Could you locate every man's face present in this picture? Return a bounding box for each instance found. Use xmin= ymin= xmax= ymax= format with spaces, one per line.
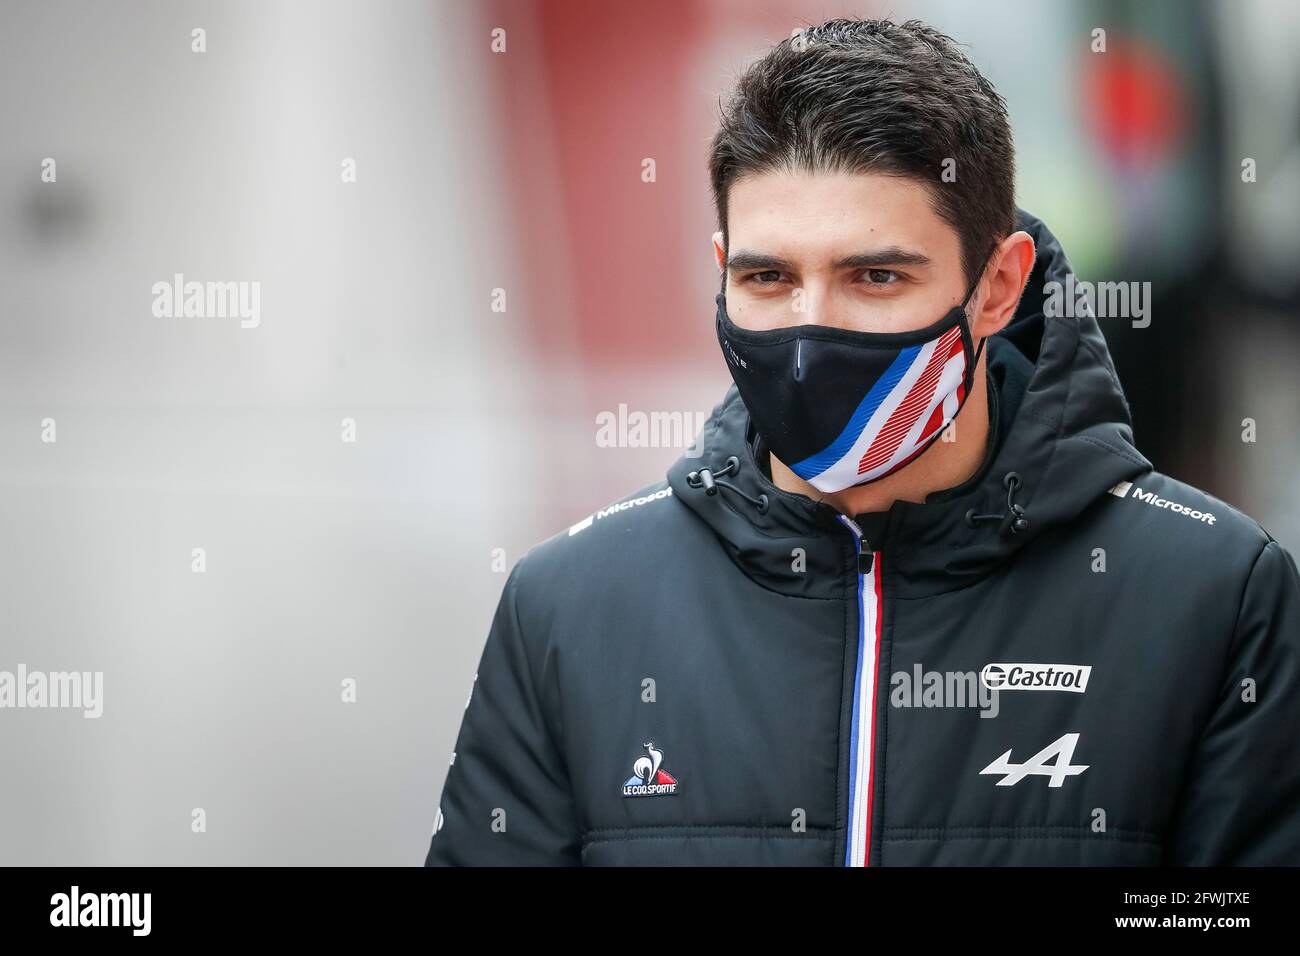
xmin=715 ymin=168 xmax=969 ymax=334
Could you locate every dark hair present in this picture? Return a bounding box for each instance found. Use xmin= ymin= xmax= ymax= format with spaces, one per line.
xmin=708 ymin=17 xmax=1016 ymax=289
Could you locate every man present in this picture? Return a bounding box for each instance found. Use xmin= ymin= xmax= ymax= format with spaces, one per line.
xmin=425 ymin=17 xmax=1300 ymax=866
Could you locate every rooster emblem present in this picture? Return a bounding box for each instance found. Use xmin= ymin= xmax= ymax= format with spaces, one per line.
xmin=633 ymin=741 xmax=663 ymax=785
xmin=622 ymin=740 xmax=680 ymax=796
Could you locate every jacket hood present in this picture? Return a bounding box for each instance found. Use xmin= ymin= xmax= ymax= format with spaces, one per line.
xmin=667 ymin=208 xmax=1153 ymax=599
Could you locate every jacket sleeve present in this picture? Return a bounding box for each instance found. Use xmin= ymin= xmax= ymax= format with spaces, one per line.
xmin=1162 ymin=537 xmax=1300 ymax=865
xmin=423 ymin=558 xmax=582 ymax=865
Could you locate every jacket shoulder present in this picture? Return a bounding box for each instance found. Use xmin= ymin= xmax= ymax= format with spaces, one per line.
xmin=507 ymin=477 xmax=693 ymax=614
xmin=1105 ymin=469 xmax=1275 ymax=560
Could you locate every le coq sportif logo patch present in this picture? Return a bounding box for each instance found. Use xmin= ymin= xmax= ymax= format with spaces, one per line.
xmin=622 ymin=741 xmax=679 ymax=797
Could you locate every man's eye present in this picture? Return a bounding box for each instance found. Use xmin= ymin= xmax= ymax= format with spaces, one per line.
xmin=863 ymin=269 xmax=899 ymax=285
xmin=745 ymin=270 xmax=783 ymax=284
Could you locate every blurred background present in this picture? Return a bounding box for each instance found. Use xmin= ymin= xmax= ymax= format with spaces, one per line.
xmin=0 ymin=0 xmax=1296 ymax=864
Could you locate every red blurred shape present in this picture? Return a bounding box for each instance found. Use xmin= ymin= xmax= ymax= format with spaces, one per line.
xmin=1081 ymin=37 xmax=1189 ymax=168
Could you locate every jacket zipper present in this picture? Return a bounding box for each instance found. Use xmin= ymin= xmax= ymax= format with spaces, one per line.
xmin=836 ymin=513 xmax=883 ymax=867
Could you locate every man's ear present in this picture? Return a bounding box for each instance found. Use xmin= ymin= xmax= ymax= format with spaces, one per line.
xmin=972 ymin=230 xmax=1036 ymax=338
xmin=712 ymin=230 xmax=726 ymax=272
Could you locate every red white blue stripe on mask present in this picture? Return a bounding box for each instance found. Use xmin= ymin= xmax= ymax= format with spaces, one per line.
xmin=790 ymin=325 xmax=966 ymax=491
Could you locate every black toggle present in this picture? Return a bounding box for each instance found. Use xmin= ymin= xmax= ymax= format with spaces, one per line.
xmin=686 ymin=456 xmax=770 ymax=514
xmin=964 ymin=471 xmax=1031 ymax=536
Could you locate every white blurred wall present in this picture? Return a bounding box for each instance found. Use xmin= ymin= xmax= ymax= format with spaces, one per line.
xmin=0 ymin=0 xmax=547 ymax=864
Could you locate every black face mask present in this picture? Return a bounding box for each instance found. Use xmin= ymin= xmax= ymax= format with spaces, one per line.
xmin=715 ymin=274 xmax=985 ymax=493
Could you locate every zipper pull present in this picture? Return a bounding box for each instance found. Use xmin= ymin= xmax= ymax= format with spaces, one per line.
xmin=836 ymin=513 xmax=874 ymax=572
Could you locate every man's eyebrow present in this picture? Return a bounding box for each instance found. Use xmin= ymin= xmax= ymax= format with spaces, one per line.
xmin=725 ymin=247 xmax=933 ymax=272
xmin=831 ymin=248 xmax=933 ymax=270
xmin=725 ymin=251 xmax=795 ymax=272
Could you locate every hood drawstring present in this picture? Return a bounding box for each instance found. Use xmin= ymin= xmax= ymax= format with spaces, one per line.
xmin=686 ymin=456 xmax=770 ymax=514
xmin=965 ymin=471 xmax=1031 ymax=536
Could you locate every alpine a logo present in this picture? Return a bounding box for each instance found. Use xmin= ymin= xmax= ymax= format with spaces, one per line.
xmin=621 ymin=741 xmax=679 ymax=797
xmin=980 ymin=663 xmax=1091 ymax=693
xmin=980 ymin=732 xmax=1089 ymax=787
xmin=1108 ymin=480 xmax=1216 ymax=525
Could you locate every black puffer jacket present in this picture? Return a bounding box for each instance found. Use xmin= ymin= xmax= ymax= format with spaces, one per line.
xmin=425 ymin=210 xmax=1300 ymax=866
